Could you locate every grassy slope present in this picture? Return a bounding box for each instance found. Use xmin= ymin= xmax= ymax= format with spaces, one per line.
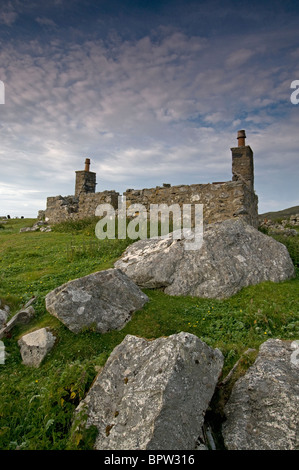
xmin=259 ymin=205 xmax=299 ymax=221
xmin=0 ymin=218 xmax=298 ymax=450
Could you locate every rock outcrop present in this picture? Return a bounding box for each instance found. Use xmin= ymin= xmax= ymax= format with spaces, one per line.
xmin=222 ymin=339 xmax=299 ymax=450
xmin=75 ymin=332 xmax=223 ymax=450
xmin=19 ymin=220 xmax=51 ymax=232
xmin=114 ymin=219 xmax=295 ymax=299
xmin=45 ymin=268 xmax=148 ymax=334
xmin=259 ymin=213 xmax=299 ymax=235
xmin=18 ymin=327 xmax=56 ymax=367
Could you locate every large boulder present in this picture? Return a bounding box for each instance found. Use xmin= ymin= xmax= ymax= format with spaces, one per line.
xmin=45 ymin=268 xmax=148 ymax=334
xmin=114 ymin=219 xmax=295 ymax=299
xmin=222 ymin=339 xmax=299 ymax=450
xmin=75 ymin=332 xmax=224 ymax=450
xmin=18 ymin=327 xmax=56 ymax=367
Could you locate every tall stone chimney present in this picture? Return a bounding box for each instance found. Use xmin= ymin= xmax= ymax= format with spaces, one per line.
xmin=75 ymin=158 xmax=96 ymax=197
xmin=231 ymin=130 xmax=254 ymax=189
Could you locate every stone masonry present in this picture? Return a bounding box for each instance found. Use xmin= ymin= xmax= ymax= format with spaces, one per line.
xmin=45 ymin=192 xmax=119 ymax=224
xmin=44 ymin=131 xmax=258 ymax=227
xmin=75 ymin=158 xmax=97 ymax=196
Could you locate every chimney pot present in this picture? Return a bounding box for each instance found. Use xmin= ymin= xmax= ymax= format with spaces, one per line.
xmin=237 ymin=130 xmax=246 ymax=147
xmin=84 ymin=158 xmax=90 ymax=172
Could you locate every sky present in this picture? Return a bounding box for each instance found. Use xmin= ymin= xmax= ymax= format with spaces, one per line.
xmin=0 ymin=0 xmax=298 ymax=218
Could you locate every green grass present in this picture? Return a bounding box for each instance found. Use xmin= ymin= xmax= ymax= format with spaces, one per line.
xmin=0 ymin=218 xmax=298 ymax=450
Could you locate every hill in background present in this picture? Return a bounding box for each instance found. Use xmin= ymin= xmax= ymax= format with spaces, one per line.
xmin=259 ymin=206 xmax=299 ymax=222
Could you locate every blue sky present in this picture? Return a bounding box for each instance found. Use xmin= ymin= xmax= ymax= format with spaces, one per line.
xmin=0 ymin=0 xmax=298 ymax=217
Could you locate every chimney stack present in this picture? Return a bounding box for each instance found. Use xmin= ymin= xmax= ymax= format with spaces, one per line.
xmin=75 ymin=158 xmax=96 ymax=196
xmin=231 ymin=130 xmax=254 ymax=189
xmin=84 ymin=158 xmax=91 ymax=172
xmin=237 ymin=130 xmax=246 ymax=147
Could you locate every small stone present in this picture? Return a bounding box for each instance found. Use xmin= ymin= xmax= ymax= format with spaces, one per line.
xmin=18 ymin=327 xmax=56 ymax=367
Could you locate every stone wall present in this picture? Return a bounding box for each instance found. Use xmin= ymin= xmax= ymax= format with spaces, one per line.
xmin=232 ymin=145 xmax=254 ymax=190
xmin=124 ymin=180 xmax=258 ymax=228
xmin=45 ymin=180 xmax=258 ymax=228
xmin=45 ymin=191 xmax=119 ymax=224
xmin=75 ymin=170 xmax=96 ymax=197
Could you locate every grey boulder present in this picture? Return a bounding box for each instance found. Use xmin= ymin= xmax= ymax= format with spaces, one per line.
xmin=114 ymin=218 xmax=295 ymax=299
xmin=75 ymin=332 xmax=224 ymax=450
xmin=45 ymin=268 xmax=148 ymax=333
xmin=222 ymin=339 xmax=299 ymax=450
xmin=18 ymin=327 xmax=56 ymax=367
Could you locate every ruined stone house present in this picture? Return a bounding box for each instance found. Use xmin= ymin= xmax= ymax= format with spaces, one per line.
xmin=44 ymin=130 xmax=258 ymax=227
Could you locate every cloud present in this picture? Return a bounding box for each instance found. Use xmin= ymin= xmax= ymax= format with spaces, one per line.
xmin=226 ymin=48 xmax=255 ymax=68
xmin=0 ymin=18 xmax=298 ymax=216
xmin=35 ymin=16 xmax=57 ymax=29
xmin=0 ymin=1 xmax=18 ymax=26
xmin=0 ymin=183 xmax=41 ymax=197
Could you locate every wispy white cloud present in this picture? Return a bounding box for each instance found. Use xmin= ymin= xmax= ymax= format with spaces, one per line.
xmin=0 ymin=183 xmax=41 ymax=196
xmin=35 ymin=16 xmax=57 ymax=29
xmin=226 ymin=48 xmax=255 ymax=68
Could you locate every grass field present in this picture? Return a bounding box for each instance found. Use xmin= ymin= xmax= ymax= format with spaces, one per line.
xmin=0 ymin=217 xmax=298 ymax=450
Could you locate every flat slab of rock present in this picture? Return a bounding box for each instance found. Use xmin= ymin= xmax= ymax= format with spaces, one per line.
xmin=222 ymin=339 xmax=299 ymax=450
xmin=114 ymin=219 xmax=295 ymax=299
xmin=18 ymin=327 xmax=56 ymax=367
xmin=45 ymin=268 xmax=148 ymax=334
xmin=75 ymin=332 xmax=224 ymax=450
